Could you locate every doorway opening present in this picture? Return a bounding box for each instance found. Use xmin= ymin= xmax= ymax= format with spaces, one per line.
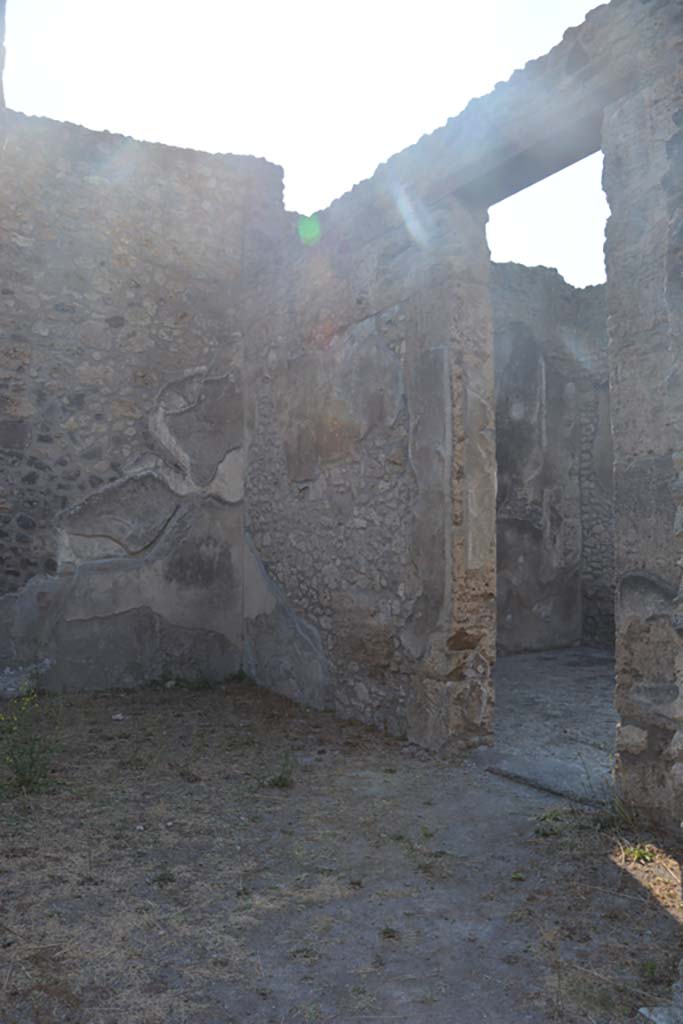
xmin=478 ymin=154 xmax=617 ymax=802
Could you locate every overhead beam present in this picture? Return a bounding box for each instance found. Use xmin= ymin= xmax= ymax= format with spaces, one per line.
xmin=378 ymin=2 xmax=643 ymax=211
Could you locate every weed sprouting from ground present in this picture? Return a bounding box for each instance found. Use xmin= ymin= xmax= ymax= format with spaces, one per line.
xmin=593 ymin=795 xmax=641 ymax=833
xmin=0 ymin=687 xmax=53 ymax=794
xmin=623 ymin=843 xmax=656 ymax=865
xmin=529 ymin=799 xmax=683 ymax=1019
xmin=265 ymin=751 xmax=296 ymax=789
xmin=152 ymin=865 xmax=177 ymax=887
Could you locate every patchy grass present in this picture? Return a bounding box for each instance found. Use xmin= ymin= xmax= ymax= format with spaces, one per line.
xmin=0 ymin=689 xmax=54 ymax=794
xmin=1 ymin=679 xmax=681 ymax=1024
xmin=526 ymin=801 xmax=682 ymax=1020
xmin=622 ymin=843 xmax=656 ymax=865
xmin=264 ymin=751 xmax=296 ymax=789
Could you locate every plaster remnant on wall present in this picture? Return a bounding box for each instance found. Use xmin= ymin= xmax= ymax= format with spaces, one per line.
xmin=165 ymin=373 xmax=243 ymax=487
xmin=208 ymin=448 xmax=245 ymax=504
xmin=243 ymin=536 xmax=333 ymax=711
xmin=273 ymin=315 xmax=403 ymax=484
xmin=57 ymin=472 xmax=179 ymax=564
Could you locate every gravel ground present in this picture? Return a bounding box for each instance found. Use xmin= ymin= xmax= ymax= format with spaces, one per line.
xmin=1 ymin=675 xmax=681 ymax=1023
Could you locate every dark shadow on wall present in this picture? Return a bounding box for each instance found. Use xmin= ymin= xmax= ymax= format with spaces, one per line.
xmin=491 ymin=262 xmax=614 ymax=656
xmin=484 ymin=265 xmax=618 ymax=827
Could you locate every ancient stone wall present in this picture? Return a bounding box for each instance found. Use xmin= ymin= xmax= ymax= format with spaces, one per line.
xmin=574 ymin=285 xmax=615 ymax=647
xmin=0 ymin=0 xmax=681 ymax=829
xmin=491 ymin=263 xmax=613 ymax=653
xmin=0 ymin=112 xmax=281 ymax=690
xmin=603 ymin=3 xmax=683 ymax=826
xmin=242 ymin=187 xmax=497 ymax=750
xmin=0 ymin=109 xmax=499 ymax=750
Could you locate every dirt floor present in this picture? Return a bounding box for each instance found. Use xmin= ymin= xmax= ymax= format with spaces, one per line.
xmin=1 ymin=674 xmax=681 ymax=1024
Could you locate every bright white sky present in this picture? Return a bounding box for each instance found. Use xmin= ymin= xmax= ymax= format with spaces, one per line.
xmin=5 ymin=0 xmax=609 ymax=287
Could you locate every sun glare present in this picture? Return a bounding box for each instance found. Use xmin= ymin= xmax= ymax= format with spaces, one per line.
xmin=5 ymin=0 xmax=605 ymax=285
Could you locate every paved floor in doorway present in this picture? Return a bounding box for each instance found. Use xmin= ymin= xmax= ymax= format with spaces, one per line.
xmin=474 ymin=646 xmax=617 ymax=804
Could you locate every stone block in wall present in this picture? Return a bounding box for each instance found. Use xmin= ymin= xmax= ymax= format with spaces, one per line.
xmin=0 ymin=418 xmax=30 ymax=449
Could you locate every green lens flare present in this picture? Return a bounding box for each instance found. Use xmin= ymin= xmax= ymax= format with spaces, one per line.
xmin=297 ymin=214 xmax=321 ymax=246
